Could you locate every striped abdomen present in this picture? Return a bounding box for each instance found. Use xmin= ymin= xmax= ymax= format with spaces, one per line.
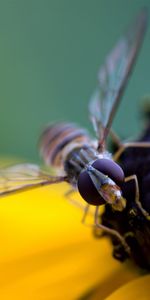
xmin=39 ymin=123 xmax=91 ymax=168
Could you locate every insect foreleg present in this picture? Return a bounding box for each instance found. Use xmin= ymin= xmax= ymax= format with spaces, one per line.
xmin=65 ymin=190 xmax=96 ymax=226
xmin=65 ymin=188 xmax=86 ymax=210
xmin=94 ymin=206 xmax=131 ymax=255
xmin=125 ymin=174 xmax=150 ymax=220
xmin=113 ymin=142 xmax=150 ymax=161
xmin=81 ymin=204 xmax=91 ymax=225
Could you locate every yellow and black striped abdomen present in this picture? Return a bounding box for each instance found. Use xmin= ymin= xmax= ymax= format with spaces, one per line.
xmin=39 ymin=123 xmax=91 ymax=168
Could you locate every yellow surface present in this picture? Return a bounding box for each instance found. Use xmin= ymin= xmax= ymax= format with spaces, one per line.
xmin=105 ymin=275 xmax=150 ymax=300
xmin=0 ymin=181 xmax=148 ymax=299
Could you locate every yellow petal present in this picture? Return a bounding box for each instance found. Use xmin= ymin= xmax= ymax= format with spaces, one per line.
xmin=0 ymin=182 xmax=142 ymax=299
xmin=105 ymin=275 xmax=150 ymax=300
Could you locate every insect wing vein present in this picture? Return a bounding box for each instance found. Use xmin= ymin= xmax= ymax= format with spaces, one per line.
xmin=89 ymin=9 xmax=148 ymax=149
xmin=0 ymin=163 xmax=65 ymax=197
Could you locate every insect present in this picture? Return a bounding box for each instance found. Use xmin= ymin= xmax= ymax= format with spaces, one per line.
xmin=0 ymin=9 xmax=149 ymax=256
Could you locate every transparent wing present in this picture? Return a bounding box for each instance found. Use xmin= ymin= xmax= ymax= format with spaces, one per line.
xmin=89 ymin=9 xmax=148 ymax=150
xmin=0 ymin=163 xmax=66 ymax=197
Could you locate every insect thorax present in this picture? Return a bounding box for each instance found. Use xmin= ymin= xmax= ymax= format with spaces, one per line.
xmin=64 ymin=145 xmax=99 ymax=184
xmin=39 ymin=123 xmax=97 ymax=177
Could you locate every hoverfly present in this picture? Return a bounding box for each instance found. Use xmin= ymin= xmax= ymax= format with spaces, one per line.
xmin=0 ymin=9 xmax=149 ymax=256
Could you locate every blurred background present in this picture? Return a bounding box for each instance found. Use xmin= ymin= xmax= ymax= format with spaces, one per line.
xmin=0 ymin=0 xmax=150 ymax=162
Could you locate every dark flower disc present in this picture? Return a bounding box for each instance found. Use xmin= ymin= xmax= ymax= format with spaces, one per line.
xmin=99 ymin=113 xmax=150 ymax=270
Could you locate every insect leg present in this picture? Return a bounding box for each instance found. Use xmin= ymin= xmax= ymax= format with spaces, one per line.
xmin=94 ymin=206 xmax=131 ymax=255
xmin=81 ymin=204 xmax=91 ymax=224
xmin=109 ymin=129 xmax=122 ymax=148
xmin=113 ymin=142 xmax=150 ymax=161
xmin=65 ymin=190 xmax=95 ymax=226
xmin=65 ymin=189 xmax=85 ymax=210
xmin=125 ymin=174 xmax=150 ymax=220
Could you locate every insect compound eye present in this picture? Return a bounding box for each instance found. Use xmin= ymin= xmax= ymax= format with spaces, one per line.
xmin=77 ymin=170 xmax=105 ymax=206
xmin=92 ymin=159 xmax=124 ymax=185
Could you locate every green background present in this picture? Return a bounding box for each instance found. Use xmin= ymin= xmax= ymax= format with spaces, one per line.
xmin=0 ymin=0 xmax=150 ymax=162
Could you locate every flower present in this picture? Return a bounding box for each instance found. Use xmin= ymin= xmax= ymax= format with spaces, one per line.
xmin=0 ymin=181 xmax=149 ymax=299
xmin=101 ymin=122 xmax=150 ymax=269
